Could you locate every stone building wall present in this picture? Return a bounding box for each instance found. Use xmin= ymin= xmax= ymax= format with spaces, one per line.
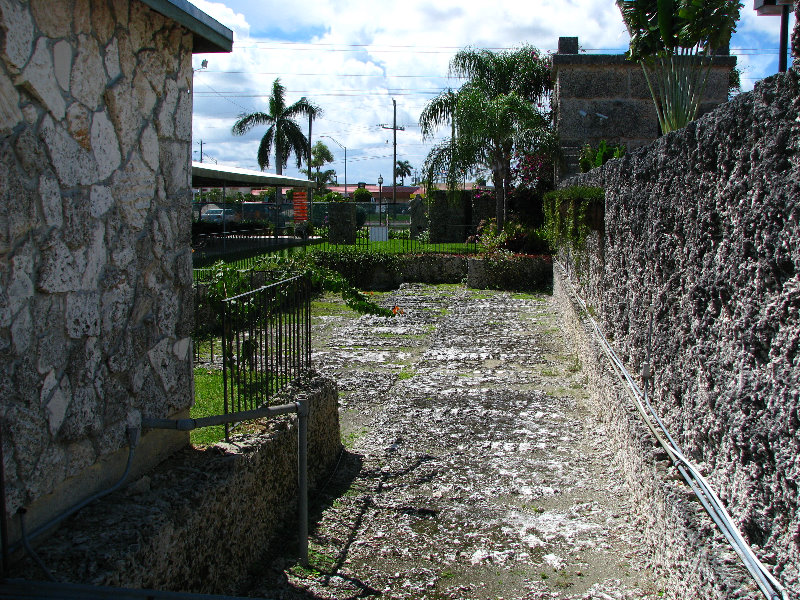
xmin=0 ymin=0 xmax=196 ymax=539
xmin=552 ymin=36 xmax=736 ymax=176
xmin=561 ymin=70 xmax=800 ymax=592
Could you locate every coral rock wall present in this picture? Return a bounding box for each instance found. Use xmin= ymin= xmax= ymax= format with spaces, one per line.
xmin=564 ymin=71 xmax=800 ymax=592
xmin=0 ymin=0 xmax=194 ymax=521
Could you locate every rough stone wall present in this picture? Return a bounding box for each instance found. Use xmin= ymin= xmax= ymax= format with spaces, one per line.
xmin=0 ymin=0 xmax=194 ymax=526
xmin=795 ymin=0 xmax=800 ymax=70
xmin=563 ymin=71 xmax=800 ymax=592
xmin=328 ymin=203 xmax=356 ymax=245
xmin=12 ymin=374 xmax=341 ymax=593
xmin=428 ymin=190 xmax=471 ymax=243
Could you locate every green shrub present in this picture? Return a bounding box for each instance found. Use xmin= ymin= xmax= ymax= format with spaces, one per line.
xmin=541 ymin=186 xmax=604 ymax=258
xmin=352 ymin=187 xmax=374 ymax=203
xmin=308 ymin=247 xmax=400 ymax=290
xmin=578 ymin=141 xmax=625 ymax=173
xmin=322 ymin=191 xmax=345 ymax=203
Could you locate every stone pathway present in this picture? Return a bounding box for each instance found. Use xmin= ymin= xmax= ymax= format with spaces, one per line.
xmin=243 ymin=283 xmax=661 ymax=600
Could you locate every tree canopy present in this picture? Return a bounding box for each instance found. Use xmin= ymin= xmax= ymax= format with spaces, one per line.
xmin=395 ymin=160 xmax=413 ymax=185
xmin=419 ymin=45 xmax=555 ymax=231
xmin=231 ymin=78 xmax=322 ymax=174
xmin=617 ymin=0 xmax=742 ymax=59
xmin=302 ymin=141 xmax=336 ymax=191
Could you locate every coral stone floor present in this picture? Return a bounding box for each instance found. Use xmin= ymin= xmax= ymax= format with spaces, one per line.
xmin=242 ymin=283 xmax=661 ymax=600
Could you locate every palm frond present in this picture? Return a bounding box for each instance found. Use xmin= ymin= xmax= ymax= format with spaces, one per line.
xmin=256 ymin=127 xmax=274 ymax=170
xmin=231 ymin=112 xmax=273 ymax=136
xmin=419 ymin=89 xmax=457 ymax=139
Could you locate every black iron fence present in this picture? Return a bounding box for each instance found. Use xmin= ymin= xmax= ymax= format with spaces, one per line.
xmin=191 ymin=200 xmax=479 ymax=270
xmin=191 ymin=224 xmax=478 ymax=271
xmin=192 ymin=228 xmax=312 ymax=269
xmin=220 ymin=275 xmax=311 ymax=439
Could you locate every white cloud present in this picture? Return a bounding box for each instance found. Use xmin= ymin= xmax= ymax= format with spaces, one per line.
xmin=190 ymin=0 xmax=791 ymax=183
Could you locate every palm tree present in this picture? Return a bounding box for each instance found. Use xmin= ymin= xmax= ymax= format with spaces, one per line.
xmin=419 ymin=45 xmax=553 ymax=231
xmin=301 ymin=141 xmax=335 ymax=191
xmin=419 ymin=88 xmax=460 ymax=191
xmin=395 ymin=160 xmax=413 ymax=185
xmin=231 ymin=78 xmax=322 ymax=174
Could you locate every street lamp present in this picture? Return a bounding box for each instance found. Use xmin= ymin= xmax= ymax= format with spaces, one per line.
xmin=321 ymin=135 xmax=347 ymax=196
xmin=754 ymin=0 xmax=794 ymax=72
xmin=377 ymin=174 xmax=383 ymax=225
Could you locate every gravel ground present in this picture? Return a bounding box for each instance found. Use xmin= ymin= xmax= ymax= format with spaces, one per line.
xmin=241 ymin=283 xmax=662 ymax=600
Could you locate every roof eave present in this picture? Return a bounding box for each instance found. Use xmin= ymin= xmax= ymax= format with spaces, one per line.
xmin=138 ymin=0 xmax=233 ymax=53
xmin=192 ymin=162 xmax=312 ymax=188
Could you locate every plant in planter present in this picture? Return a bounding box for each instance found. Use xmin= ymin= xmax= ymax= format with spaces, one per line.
xmin=578 ymin=141 xmax=626 ymax=173
xmin=617 ymin=0 xmax=741 ymax=133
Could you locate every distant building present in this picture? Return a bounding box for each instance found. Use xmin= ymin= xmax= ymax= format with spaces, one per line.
xmin=552 ymin=36 xmax=736 ymax=176
xmin=324 ymin=184 xmax=422 ymax=202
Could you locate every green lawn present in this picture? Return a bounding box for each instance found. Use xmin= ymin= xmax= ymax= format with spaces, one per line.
xmin=191 ymin=366 xmax=293 ymax=446
xmin=191 ymin=367 xmax=226 ymax=446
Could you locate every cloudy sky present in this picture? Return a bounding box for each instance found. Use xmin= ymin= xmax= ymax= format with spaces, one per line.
xmin=190 ymin=0 xmax=791 ymax=185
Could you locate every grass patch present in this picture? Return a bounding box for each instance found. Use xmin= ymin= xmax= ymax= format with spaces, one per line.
xmin=566 ymin=354 xmax=582 ymax=373
xmin=191 ymin=367 xmax=226 ymax=446
xmin=511 ymin=292 xmax=544 ymax=300
xmin=311 ymin=299 xmax=358 ymax=317
xmin=397 ymin=368 xmax=416 ymax=380
xmin=342 ymin=427 xmax=368 ymax=449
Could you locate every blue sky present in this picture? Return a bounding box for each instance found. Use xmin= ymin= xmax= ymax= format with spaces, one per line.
xmin=190 ymin=0 xmax=793 ymax=185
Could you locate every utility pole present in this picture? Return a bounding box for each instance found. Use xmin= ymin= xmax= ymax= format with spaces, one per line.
xmin=199 ymin=139 xmax=203 ymax=163
xmin=381 ymin=99 xmax=404 ymax=218
xmin=307 ymin=114 xmax=313 ymax=220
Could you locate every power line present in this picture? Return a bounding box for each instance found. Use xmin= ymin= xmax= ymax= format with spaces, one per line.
xmin=198 ymin=70 xmax=466 ymax=79
xmin=194 ymin=91 xmax=442 ymax=98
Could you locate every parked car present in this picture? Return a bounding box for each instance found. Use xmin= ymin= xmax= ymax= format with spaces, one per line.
xmin=201 ymin=208 xmax=239 ymax=224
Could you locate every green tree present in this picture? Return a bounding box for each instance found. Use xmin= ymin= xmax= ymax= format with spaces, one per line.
xmin=419 ymin=88 xmax=460 ymax=191
xmin=231 ymin=78 xmax=322 ymax=174
xmin=617 ymin=0 xmax=742 ymax=132
xmin=395 ymin=160 xmax=413 ymax=185
xmin=419 ymin=45 xmax=554 ymax=231
xmin=301 ymin=141 xmax=337 ymax=191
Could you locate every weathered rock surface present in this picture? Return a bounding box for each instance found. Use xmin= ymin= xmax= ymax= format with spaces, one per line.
xmin=1 ymin=0 xmax=195 ymax=538
xmin=245 ymin=285 xmax=661 ymax=600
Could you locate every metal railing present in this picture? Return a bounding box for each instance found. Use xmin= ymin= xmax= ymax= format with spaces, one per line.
xmin=220 ymin=275 xmax=311 ymax=440
xmin=192 ymin=227 xmax=310 ymax=269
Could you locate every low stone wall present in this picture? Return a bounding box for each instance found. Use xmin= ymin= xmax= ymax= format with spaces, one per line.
xmin=466 ymin=255 xmax=553 ymax=291
xmin=562 ymin=70 xmax=800 ymax=593
xmin=399 ymin=255 xmax=467 ymax=285
xmin=13 ymin=373 xmax=341 ymax=594
xmin=393 ymin=255 xmax=552 ymax=291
